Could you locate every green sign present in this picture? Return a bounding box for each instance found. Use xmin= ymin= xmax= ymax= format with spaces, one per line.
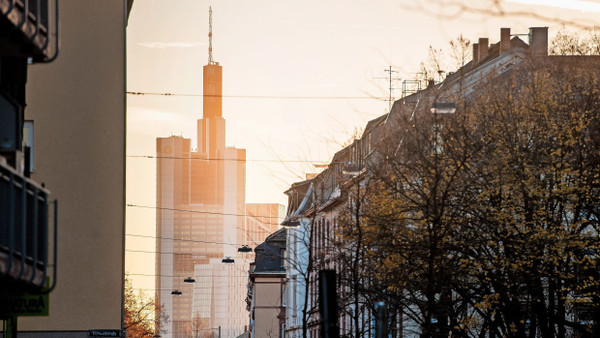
xmin=0 ymin=289 xmax=49 ymax=317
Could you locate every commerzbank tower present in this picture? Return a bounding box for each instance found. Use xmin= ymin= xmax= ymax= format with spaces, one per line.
xmin=155 ymin=7 xmax=282 ymax=337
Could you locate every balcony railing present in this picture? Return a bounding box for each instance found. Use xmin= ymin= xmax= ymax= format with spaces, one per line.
xmin=0 ymin=0 xmax=58 ymax=61
xmin=0 ymin=158 xmax=56 ymax=289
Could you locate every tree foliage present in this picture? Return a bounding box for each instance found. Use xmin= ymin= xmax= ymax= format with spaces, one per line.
xmin=417 ymin=34 xmax=472 ymax=86
xmin=334 ymin=57 xmax=600 ymax=337
xmin=452 ymin=61 xmax=600 ymax=337
xmin=124 ymin=275 xmax=168 ymax=337
xmin=190 ymin=313 xmax=217 ymax=338
xmin=550 ymin=26 xmax=600 ymax=55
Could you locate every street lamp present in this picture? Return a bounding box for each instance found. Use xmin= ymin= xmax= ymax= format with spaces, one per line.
xmin=430 ymin=102 xmax=456 ymax=114
xmin=431 ymin=102 xmax=456 ymax=154
xmin=184 ymin=276 xmax=195 ymax=283
xmin=171 ymin=289 xmax=182 ymax=295
xmin=222 ymin=256 xmax=234 ymax=263
xmin=280 ymin=219 xmax=300 ymax=227
xmin=237 ymin=245 xmax=252 ymax=253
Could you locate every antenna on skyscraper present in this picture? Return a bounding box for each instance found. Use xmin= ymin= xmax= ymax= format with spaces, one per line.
xmin=208 ymin=6 xmax=215 ymax=65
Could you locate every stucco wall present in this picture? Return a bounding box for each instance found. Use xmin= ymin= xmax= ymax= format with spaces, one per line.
xmin=19 ymin=0 xmax=126 ymax=332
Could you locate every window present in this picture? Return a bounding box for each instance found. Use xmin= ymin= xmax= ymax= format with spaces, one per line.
xmin=432 ymin=123 xmax=444 ymax=154
xmin=23 ymin=120 xmax=34 ymax=172
xmin=292 ymin=277 xmax=297 ymax=317
xmin=281 ymin=282 xmax=287 ymax=306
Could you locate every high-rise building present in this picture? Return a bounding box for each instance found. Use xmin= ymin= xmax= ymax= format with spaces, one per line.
xmin=246 ymin=204 xmax=286 ymax=247
xmin=155 ymin=8 xmax=283 ymax=338
xmin=156 ymin=59 xmax=247 ymax=338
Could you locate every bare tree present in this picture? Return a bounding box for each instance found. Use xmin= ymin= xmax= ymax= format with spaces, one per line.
xmin=124 ymin=275 xmax=169 ymax=337
xmin=189 ymin=313 xmax=217 ymax=338
xmin=417 ymin=46 xmax=446 ymax=84
xmin=550 ymin=26 xmax=590 ymax=55
xmin=449 ymin=34 xmax=472 ymax=69
xmin=398 ymin=0 xmax=599 ymax=29
xmin=353 ymin=56 xmax=600 ymax=337
xmin=586 ymin=26 xmax=600 ymax=54
xmin=550 ymin=26 xmax=600 ymax=55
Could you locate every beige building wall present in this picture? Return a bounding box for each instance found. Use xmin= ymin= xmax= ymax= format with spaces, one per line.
xmin=252 ymin=276 xmax=285 ymax=338
xmin=19 ymin=0 xmax=126 ymax=333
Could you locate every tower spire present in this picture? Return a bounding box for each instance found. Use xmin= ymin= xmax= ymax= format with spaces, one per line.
xmin=208 ymin=6 xmax=215 ymax=65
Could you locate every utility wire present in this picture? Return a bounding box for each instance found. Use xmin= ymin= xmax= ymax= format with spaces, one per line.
xmin=125 ymin=247 xmax=283 ymax=257
xmin=133 ymin=287 xmax=222 ymax=292
xmin=128 ymin=270 xmax=251 ymax=280
xmin=127 ymin=203 xmax=285 ymax=220
xmin=128 ymin=154 xmax=332 ymax=165
xmin=125 ymin=248 xmax=254 ymax=259
xmin=127 ymin=91 xmax=386 ymax=101
xmin=126 ymin=226 xmax=277 ymax=249
xmin=126 ymin=218 xmax=275 ymax=246
xmin=126 ymin=233 xmax=241 ymax=247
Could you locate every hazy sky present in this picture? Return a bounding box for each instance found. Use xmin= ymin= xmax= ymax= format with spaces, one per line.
xmin=125 ymin=0 xmax=600 ymax=291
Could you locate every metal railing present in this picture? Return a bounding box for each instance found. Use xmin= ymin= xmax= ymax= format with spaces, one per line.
xmin=0 ymin=0 xmax=59 ymax=61
xmin=0 ymin=159 xmax=56 ymax=290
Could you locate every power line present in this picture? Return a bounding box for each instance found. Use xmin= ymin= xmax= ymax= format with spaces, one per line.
xmin=127 ymin=203 xmax=285 ymax=220
xmin=126 ymin=233 xmax=259 ymax=247
xmin=128 ymin=271 xmax=251 ymax=280
xmin=126 ymin=230 xmax=292 ymax=256
xmin=126 ymin=248 xmax=288 ymax=260
xmin=127 ymin=91 xmax=386 ymax=100
xmin=127 ymin=154 xmax=332 ymax=165
xmin=126 ymin=215 xmax=277 ymax=246
xmin=126 ymin=227 xmax=273 ymax=247
xmin=126 ymin=248 xmax=257 ymax=258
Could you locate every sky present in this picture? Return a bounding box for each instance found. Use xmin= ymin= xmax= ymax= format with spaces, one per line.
xmin=125 ymin=0 xmax=600 ymax=292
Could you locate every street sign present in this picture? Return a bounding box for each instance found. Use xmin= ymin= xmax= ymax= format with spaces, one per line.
xmin=88 ymin=329 xmax=121 ymax=337
xmin=0 ymin=290 xmax=49 ymax=317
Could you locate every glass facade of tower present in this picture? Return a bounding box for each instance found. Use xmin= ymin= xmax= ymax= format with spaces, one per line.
xmin=156 ymin=61 xmax=282 ymax=337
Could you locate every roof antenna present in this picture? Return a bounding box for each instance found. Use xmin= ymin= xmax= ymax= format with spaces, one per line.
xmin=208 ymin=6 xmax=215 ymax=65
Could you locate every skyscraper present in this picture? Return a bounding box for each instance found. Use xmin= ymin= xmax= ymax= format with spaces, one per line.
xmin=155 ymin=8 xmax=284 ymax=338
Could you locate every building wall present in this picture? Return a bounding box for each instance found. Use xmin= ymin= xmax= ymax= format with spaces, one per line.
xmin=157 ymin=139 xmax=247 ymax=337
xmin=156 ymin=136 xmax=192 ymax=336
xmin=285 ymin=218 xmax=312 ymax=338
xmin=252 ymin=276 xmax=284 ymax=338
xmin=19 ymin=0 xmax=126 ymax=333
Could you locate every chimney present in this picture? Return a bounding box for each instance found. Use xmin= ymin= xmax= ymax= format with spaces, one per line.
xmin=529 ymin=27 xmax=548 ymax=56
xmin=500 ymin=28 xmax=511 ymax=54
xmin=472 ymin=43 xmax=479 ymax=63
xmin=478 ymin=38 xmax=489 ymax=60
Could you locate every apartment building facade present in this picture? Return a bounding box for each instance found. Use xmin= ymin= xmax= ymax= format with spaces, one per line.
xmin=247 ymin=228 xmax=287 ymax=338
xmin=1 ymin=0 xmax=129 ymax=337
xmin=281 ymin=26 xmax=600 ymax=337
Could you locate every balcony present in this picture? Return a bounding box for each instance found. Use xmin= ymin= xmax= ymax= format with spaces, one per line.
xmin=0 ymin=157 xmax=55 ymax=289
xmin=0 ymin=0 xmax=58 ymax=61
